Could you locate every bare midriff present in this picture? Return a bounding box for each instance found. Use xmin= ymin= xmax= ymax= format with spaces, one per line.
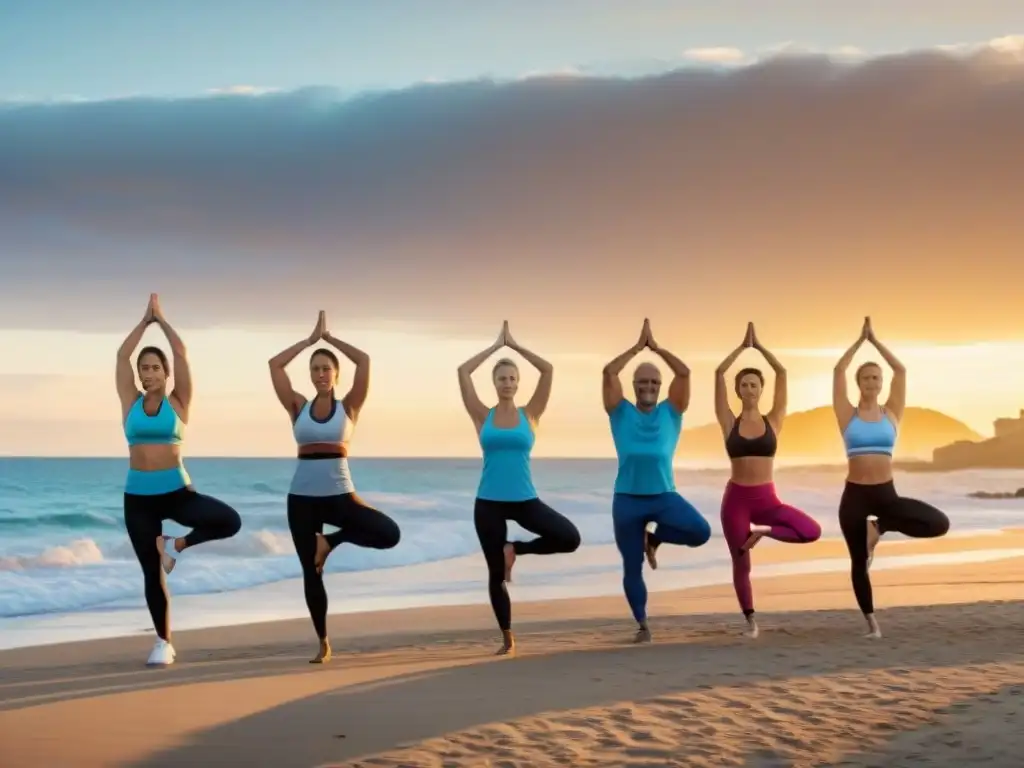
xmin=846 ymin=454 xmax=894 ymax=485
xmin=129 ymin=444 xmax=182 ymax=472
xmin=729 ymin=456 xmax=775 ymax=487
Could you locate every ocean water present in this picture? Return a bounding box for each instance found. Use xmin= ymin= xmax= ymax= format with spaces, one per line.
xmin=1 ymin=458 xmax=1022 ymax=648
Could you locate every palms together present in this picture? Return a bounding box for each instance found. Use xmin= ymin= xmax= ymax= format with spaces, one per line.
xmin=309 ymin=311 xmax=328 ymax=344
xmin=143 ymin=293 xmax=163 ymax=324
xmin=635 ymin=318 xmax=659 ymax=351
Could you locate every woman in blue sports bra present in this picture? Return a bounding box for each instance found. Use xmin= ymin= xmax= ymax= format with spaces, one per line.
xmin=832 ymin=316 xmax=949 ymax=639
xmin=116 ymin=294 xmax=242 ymax=667
xmin=457 ymin=321 xmax=581 ymax=656
xmin=269 ymin=311 xmax=401 ymax=664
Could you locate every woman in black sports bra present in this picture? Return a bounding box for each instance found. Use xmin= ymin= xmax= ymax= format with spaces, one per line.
xmin=714 ymin=323 xmax=821 ymax=638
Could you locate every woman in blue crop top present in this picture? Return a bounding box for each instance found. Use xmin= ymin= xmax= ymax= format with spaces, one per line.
xmin=833 ymin=316 xmax=949 ymax=638
xmin=269 ymin=311 xmax=401 ymax=664
xmin=457 ymin=321 xmax=581 ymax=656
xmin=116 ymin=294 xmax=242 ymax=667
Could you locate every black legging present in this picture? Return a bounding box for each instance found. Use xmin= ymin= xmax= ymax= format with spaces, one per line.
xmin=838 ymin=480 xmax=950 ymax=615
xmin=124 ymin=487 xmax=243 ymax=640
xmin=287 ymin=492 xmax=401 ymax=640
xmin=473 ymin=497 xmax=581 ymax=631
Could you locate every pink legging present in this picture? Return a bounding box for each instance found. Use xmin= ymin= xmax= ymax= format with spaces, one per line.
xmin=720 ymin=481 xmax=822 ymax=616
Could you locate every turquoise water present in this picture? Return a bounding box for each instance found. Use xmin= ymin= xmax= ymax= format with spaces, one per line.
xmin=1 ymin=458 xmax=1022 ymax=620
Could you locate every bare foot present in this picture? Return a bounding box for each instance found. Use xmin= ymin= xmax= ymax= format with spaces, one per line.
xmin=633 ymin=624 xmax=652 ymax=644
xmin=496 ymin=630 xmax=516 ymax=656
xmin=865 ymin=517 xmax=881 ymax=569
xmin=309 ymin=639 xmax=332 ymax=664
xmin=644 ymin=531 xmax=659 ymax=570
xmin=503 ymin=543 xmax=516 ymax=583
xmin=313 ymin=534 xmax=331 ymax=574
xmin=156 ymin=536 xmax=177 ymax=574
xmin=741 ymin=524 xmax=770 ymax=553
xmin=744 ymin=616 xmax=760 ymax=639
xmin=864 ymin=614 xmax=882 ymax=639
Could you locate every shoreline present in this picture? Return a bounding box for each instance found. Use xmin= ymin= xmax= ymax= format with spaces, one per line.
xmin=2 ymin=528 xmax=1023 ymax=653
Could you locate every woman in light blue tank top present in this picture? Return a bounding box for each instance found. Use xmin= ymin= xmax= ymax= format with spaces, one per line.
xmin=457 ymin=321 xmax=581 ymax=656
xmin=116 ymin=294 xmax=242 ymax=667
xmin=269 ymin=311 xmax=400 ymax=664
xmin=833 ymin=316 xmax=949 ymax=639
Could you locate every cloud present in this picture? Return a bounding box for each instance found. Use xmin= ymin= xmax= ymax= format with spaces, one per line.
xmin=204 ymin=85 xmax=279 ymax=96
xmin=518 ymin=66 xmax=583 ymax=81
xmin=2 ymin=41 xmax=1024 ymax=348
xmin=682 ymin=47 xmax=746 ymax=65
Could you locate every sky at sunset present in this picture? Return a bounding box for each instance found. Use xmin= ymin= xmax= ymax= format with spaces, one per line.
xmin=2 ymin=2 xmax=1023 ymax=457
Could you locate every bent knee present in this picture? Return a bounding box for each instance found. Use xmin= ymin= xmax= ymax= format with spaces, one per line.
xmin=225 ymin=510 xmax=243 ymax=536
xmin=563 ymin=525 xmax=582 ymax=553
xmin=932 ymin=513 xmax=951 ymax=537
xmin=381 ymin=519 xmax=402 ymax=549
xmin=692 ymin=518 xmax=712 ymax=546
xmin=805 ymin=519 xmax=823 ymax=542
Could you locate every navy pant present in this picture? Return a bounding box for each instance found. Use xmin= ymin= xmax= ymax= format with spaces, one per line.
xmin=612 ymin=491 xmax=711 ymax=623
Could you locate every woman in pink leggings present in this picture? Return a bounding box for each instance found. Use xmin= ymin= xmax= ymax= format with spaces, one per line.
xmin=714 ymin=323 xmax=821 ymax=638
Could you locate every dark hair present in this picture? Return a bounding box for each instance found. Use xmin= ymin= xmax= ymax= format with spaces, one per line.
xmin=137 ymin=346 xmax=170 ymax=374
xmin=734 ymin=367 xmax=764 ymax=396
xmin=492 ymin=357 xmax=518 ymax=377
xmin=856 ymin=361 xmax=882 ymax=382
xmin=310 ymin=348 xmax=340 ymax=368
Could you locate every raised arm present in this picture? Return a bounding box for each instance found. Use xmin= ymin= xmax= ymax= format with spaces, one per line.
xmin=865 ymin=317 xmax=907 ymax=422
xmin=458 ymin=326 xmax=505 ymax=429
xmin=324 ymin=324 xmax=371 ymax=422
xmin=148 ymin=295 xmax=191 ymax=414
xmin=503 ymin=321 xmax=553 ymax=423
xmin=750 ymin=324 xmax=787 ymax=432
xmin=833 ymin=319 xmax=869 ymax=431
xmin=602 ymin=322 xmax=648 ymax=413
xmin=115 ymin=303 xmax=153 ymax=417
xmin=647 ymin=321 xmax=691 ymax=414
xmin=268 ymin=312 xmax=323 ymax=421
xmin=715 ymin=324 xmax=751 ymax=437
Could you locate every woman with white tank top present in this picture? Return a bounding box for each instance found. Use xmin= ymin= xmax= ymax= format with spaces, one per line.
xmin=269 ymin=311 xmax=401 ymax=664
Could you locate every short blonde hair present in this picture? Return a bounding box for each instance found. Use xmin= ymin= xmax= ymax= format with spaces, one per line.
xmin=855 ymin=361 xmax=882 ymax=383
xmin=492 ymin=357 xmax=518 ymax=377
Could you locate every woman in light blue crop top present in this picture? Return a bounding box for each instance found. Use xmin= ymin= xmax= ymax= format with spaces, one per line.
xmin=116 ymin=294 xmax=242 ymax=668
xmin=269 ymin=311 xmax=401 ymax=664
xmin=832 ymin=316 xmax=949 ymax=639
xmin=457 ymin=321 xmax=581 ymax=656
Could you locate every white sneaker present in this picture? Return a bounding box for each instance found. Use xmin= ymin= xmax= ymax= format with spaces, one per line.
xmin=146 ymin=638 xmax=176 ymax=667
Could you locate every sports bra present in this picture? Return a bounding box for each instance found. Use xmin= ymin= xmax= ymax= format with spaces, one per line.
xmin=725 ymin=415 xmax=777 ymax=459
xmin=290 ymin=399 xmax=355 ymax=496
xmin=843 ymin=409 xmax=898 ymax=457
xmin=124 ymin=396 xmax=184 ymax=446
xmin=293 ymin=399 xmax=353 ymax=447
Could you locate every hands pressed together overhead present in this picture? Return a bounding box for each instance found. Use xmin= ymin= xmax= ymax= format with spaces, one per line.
xmin=633 ymin=318 xmax=660 ymax=352
xmin=142 ymin=293 xmax=164 ymax=325
xmin=491 ymin=320 xmax=521 ymax=352
xmin=308 ymin=311 xmax=328 ymax=344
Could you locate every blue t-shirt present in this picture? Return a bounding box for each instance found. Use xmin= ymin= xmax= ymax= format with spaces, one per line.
xmin=609 ymin=399 xmax=682 ymax=495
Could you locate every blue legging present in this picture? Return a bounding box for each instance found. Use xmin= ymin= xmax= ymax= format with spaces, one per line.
xmin=612 ymin=492 xmax=711 ymax=623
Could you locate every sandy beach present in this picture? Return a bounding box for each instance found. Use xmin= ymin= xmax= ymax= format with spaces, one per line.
xmin=1 ymin=531 xmax=1023 ymax=767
